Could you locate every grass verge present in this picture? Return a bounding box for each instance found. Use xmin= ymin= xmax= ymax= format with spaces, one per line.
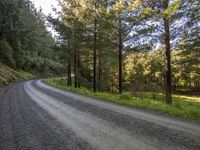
xmin=44 ymin=78 xmax=200 ymax=121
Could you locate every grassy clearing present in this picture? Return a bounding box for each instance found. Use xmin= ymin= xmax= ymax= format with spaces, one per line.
xmin=0 ymin=63 xmax=34 ymax=87
xmin=44 ymin=78 xmax=200 ymax=121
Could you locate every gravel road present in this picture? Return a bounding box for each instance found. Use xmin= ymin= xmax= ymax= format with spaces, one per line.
xmin=0 ymin=80 xmax=200 ymax=150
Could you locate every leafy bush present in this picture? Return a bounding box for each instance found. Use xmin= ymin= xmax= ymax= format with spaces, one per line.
xmin=131 ymin=82 xmax=164 ymax=100
xmin=97 ymin=80 xmax=107 ymax=91
xmin=15 ymin=50 xmax=64 ymax=75
xmin=131 ymin=82 xmax=163 ymax=92
xmin=0 ymin=39 xmax=15 ymax=67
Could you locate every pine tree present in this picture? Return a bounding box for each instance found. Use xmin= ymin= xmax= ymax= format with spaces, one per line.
xmin=131 ymin=0 xmax=182 ymax=104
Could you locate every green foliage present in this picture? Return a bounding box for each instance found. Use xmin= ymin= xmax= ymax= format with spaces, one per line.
xmin=0 ymin=0 xmax=63 ymax=75
xmin=45 ymin=78 xmax=200 ymax=120
xmin=172 ymin=23 xmax=200 ymax=89
xmin=0 ymin=39 xmax=15 ymax=67
xmin=125 ymin=45 xmax=200 ymax=91
xmin=125 ymin=50 xmax=165 ymax=88
xmin=47 ymin=0 xmax=200 ymax=105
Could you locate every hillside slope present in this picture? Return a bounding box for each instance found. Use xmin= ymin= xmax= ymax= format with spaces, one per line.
xmin=0 ymin=64 xmax=33 ymax=88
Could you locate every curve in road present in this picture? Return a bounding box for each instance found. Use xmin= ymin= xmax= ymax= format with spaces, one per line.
xmin=0 ymin=80 xmax=200 ymax=150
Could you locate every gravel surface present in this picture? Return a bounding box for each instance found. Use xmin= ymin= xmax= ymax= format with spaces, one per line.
xmin=0 ymin=80 xmax=200 ymax=150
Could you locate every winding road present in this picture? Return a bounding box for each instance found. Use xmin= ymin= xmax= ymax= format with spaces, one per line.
xmin=0 ymin=80 xmax=200 ymax=150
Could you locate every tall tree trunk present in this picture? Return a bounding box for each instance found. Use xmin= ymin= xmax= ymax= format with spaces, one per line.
xmin=118 ymin=16 xmax=123 ymax=94
xmin=77 ymin=53 xmax=81 ymax=88
xmin=74 ymin=53 xmax=78 ymax=88
xmin=67 ymin=59 xmax=72 ymax=86
xmin=98 ymin=54 xmax=102 ymax=81
xmin=163 ymin=0 xmax=172 ymax=104
xmin=93 ymin=7 xmax=97 ymax=92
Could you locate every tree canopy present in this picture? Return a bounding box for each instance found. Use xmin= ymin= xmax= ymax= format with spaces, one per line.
xmin=0 ymin=0 xmax=199 ymax=104
xmin=0 ymin=0 xmax=63 ymax=75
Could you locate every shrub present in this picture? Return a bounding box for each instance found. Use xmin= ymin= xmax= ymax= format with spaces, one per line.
xmin=0 ymin=39 xmax=15 ymax=67
xmin=97 ymin=80 xmax=107 ymax=91
xmin=131 ymin=82 xmax=164 ymax=100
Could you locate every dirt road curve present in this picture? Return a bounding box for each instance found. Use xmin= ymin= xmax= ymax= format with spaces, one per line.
xmin=0 ymin=80 xmax=200 ymax=150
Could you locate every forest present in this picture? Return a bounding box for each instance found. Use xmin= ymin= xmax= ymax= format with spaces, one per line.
xmin=0 ymin=0 xmax=64 ymax=76
xmin=0 ymin=0 xmax=200 ymax=105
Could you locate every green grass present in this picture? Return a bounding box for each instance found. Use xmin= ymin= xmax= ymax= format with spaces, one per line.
xmin=0 ymin=63 xmax=34 ymax=87
xmin=44 ymin=78 xmax=200 ymax=121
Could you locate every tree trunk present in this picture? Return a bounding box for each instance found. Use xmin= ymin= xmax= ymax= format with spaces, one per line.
xmin=163 ymin=0 xmax=172 ymax=104
xmin=67 ymin=59 xmax=72 ymax=86
xmin=77 ymin=53 xmax=81 ymax=88
xmin=74 ymin=53 xmax=78 ymax=88
xmin=93 ymin=12 xmax=97 ymax=92
xmin=98 ymin=55 xmax=102 ymax=81
xmin=118 ymin=16 xmax=123 ymax=94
